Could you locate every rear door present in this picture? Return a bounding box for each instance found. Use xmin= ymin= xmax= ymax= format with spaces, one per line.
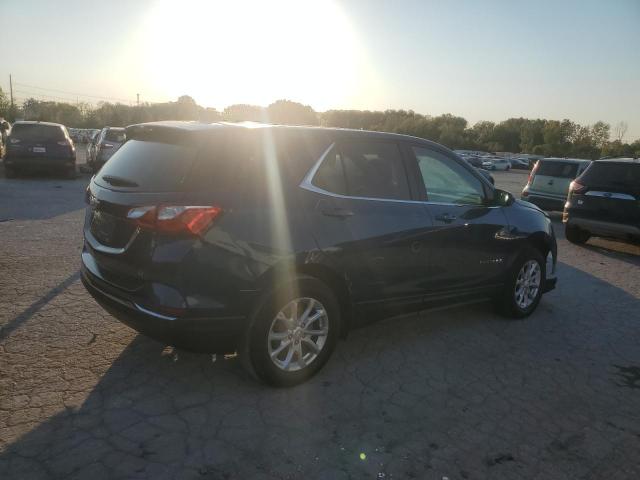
xmin=304 ymin=137 xmax=433 ymax=315
xmin=575 ymin=162 xmax=640 ymax=225
xmin=404 ymin=144 xmax=510 ymax=293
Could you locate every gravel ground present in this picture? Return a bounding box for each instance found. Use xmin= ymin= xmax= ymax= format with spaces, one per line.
xmin=1 ymin=163 xmax=639 ymax=480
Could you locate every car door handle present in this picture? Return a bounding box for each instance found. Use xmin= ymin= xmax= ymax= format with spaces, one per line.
xmin=435 ymin=213 xmax=457 ymax=223
xmin=321 ymin=207 xmax=354 ymax=218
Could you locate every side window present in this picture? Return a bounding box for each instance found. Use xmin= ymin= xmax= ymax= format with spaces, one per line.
xmin=341 ymin=141 xmax=410 ymax=200
xmin=412 ymin=147 xmax=485 ymax=205
xmin=312 ymin=147 xmax=347 ymax=195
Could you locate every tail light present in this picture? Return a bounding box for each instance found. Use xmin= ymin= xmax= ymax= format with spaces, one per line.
xmin=569 ymin=180 xmax=587 ymax=195
xmin=57 ymin=140 xmax=69 ymax=146
xmin=127 ymin=205 xmax=222 ymax=236
xmin=9 ymin=138 xmax=20 ymax=144
xmin=101 ymin=143 xmax=114 ymax=149
xmin=528 ymin=161 xmax=540 ymax=183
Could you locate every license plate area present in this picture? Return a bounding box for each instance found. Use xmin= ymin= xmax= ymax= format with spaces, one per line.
xmin=32 ymin=146 xmax=46 ymax=153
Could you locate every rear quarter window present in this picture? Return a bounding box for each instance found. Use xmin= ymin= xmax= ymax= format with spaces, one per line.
xmin=537 ymin=161 xmax=580 ymax=178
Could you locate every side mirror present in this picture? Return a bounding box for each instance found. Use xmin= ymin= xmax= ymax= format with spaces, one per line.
xmin=494 ymin=188 xmax=515 ymax=206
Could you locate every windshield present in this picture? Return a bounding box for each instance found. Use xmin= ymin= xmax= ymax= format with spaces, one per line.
xmin=105 ymin=130 xmax=126 ymax=142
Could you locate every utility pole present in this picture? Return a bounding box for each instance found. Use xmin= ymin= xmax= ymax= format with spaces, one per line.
xmin=9 ymin=74 xmax=14 ymax=119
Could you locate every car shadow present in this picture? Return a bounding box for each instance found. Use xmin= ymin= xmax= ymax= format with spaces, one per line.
xmin=1 ymin=262 xmax=639 ymax=479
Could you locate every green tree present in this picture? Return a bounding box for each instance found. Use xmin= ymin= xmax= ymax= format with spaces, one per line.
xmin=266 ymin=99 xmax=319 ymax=125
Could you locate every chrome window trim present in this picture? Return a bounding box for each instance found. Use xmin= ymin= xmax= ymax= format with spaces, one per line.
xmin=299 ymin=142 xmax=499 ymax=208
xmin=585 ymin=191 xmax=636 ymax=201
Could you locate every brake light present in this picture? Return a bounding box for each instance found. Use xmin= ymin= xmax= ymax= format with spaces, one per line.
xmin=569 ymin=180 xmax=587 ymax=194
xmin=528 ymin=161 xmax=540 ymax=183
xmin=127 ymin=205 xmax=222 ymax=235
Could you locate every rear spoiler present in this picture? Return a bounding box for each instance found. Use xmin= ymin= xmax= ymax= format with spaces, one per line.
xmin=125 ymin=124 xmax=201 ymax=145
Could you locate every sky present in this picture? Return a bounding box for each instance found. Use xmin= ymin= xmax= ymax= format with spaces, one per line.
xmin=1 ymin=0 xmax=639 ymax=139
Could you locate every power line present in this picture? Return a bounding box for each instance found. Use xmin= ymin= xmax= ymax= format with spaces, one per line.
xmin=13 ymin=81 xmax=133 ymax=104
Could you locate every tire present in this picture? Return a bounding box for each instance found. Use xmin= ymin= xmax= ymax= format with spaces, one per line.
xmin=565 ymin=224 xmax=590 ymax=245
xmin=496 ymin=246 xmax=545 ymax=318
xmin=243 ymin=275 xmax=340 ymax=387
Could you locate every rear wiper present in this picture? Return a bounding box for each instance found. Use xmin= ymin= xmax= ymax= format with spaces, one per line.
xmin=101 ymin=175 xmax=139 ymax=187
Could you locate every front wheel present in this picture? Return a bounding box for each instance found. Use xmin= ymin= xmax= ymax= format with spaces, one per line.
xmin=243 ymin=276 xmax=340 ymax=387
xmin=496 ymin=247 xmax=545 ymax=318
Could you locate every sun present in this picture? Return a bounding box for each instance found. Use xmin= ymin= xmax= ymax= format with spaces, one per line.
xmin=140 ymin=0 xmax=367 ymax=111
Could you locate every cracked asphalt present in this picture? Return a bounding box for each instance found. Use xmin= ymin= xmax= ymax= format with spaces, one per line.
xmin=1 ymin=160 xmax=639 ymax=479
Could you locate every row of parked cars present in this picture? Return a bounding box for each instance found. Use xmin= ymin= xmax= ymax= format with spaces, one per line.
xmin=2 ymin=121 xmax=126 ymax=176
xmin=521 ymin=157 xmax=639 ymax=246
xmin=458 ymin=153 xmax=533 ymax=171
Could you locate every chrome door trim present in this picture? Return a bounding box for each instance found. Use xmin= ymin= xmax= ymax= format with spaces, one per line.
xmin=585 ymin=191 xmax=636 ymax=201
xmin=299 ymin=142 xmax=501 ymax=209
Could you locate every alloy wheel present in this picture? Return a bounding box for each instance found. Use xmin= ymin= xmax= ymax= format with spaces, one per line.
xmin=514 ymin=260 xmax=541 ymax=309
xmin=267 ymin=297 xmax=329 ymax=372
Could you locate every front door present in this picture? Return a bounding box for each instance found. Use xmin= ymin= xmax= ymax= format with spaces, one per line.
xmin=404 ymin=144 xmax=510 ymax=294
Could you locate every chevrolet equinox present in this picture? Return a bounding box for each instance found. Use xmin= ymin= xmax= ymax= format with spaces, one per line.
xmin=82 ymin=122 xmax=558 ymax=386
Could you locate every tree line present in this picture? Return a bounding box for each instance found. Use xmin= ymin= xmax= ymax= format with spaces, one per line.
xmin=1 ymin=87 xmax=637 ymax=159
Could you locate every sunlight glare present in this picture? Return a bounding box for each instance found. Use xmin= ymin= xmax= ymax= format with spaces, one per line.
xmin=142 ymin=0 xmax=367 ymax=110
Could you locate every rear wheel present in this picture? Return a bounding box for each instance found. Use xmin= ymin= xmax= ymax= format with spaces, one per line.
xmin=496 ymin=247 xmax=545 ymax=318
xmin=565 ymin=224 xmax=590 ymax=244
xmin=243 ymin=276 xmax=340 ymax=387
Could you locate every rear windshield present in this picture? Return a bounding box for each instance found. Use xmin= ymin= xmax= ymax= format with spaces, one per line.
xmin=10 ymin=124 xmax=65 ymax=142
xmin=105 ymin=130 xmax=126 ymax=142
xmin=95 ymin=139 xmax=197 ymax=191
xmin=580 ymin=162 xmax=640 ymax=187
xmin=536 ymin=161 xmax=580 ymax=178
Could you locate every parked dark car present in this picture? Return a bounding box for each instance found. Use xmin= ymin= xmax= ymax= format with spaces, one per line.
xmin=81 ymin=122 xmax=558 ymax=386
xmin=87 ymin=127 xmax=126 ymax=172
xmin=4 ymin=121 xmax=76 ymax=178
xmin=563 ymin=158 xmax=640 ymax=244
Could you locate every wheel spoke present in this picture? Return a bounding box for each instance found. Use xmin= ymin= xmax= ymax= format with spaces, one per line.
xmin=295 ymin=342 xmax=306 ymax=368
xmin=282 ymin=343 xmax=295 ymax=368
xmin=302 ymin=337 xmax=320 ymax=353
xmin=270 ymin=340 xmax=291 ymax=359
xmin=299 ymin=298 xmax=316 ymax=325
xmin=303 ymin=328 xmax=327 ymax=337
xmin=269 ymin=331 xmax=289 ymax=341
xmin=302 ymin=310 xmax=323 ymax=329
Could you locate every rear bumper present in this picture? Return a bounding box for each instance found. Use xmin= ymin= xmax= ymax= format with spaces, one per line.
xmin=564 ymin=216 xmax=640 ymax=240
xmin=5 ymin=155 xmax=75 ymax=170
xmin=81 ymin=264 xmax=247 ymax=353
xmin=521 ymin=193 xmax=565 ymax=211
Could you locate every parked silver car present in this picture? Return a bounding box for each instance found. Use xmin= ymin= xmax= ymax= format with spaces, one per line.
xmin=87 ymin=127 xmax=126 ymax=172
xmin=521 ymin=158 xmax=591 ymax=211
